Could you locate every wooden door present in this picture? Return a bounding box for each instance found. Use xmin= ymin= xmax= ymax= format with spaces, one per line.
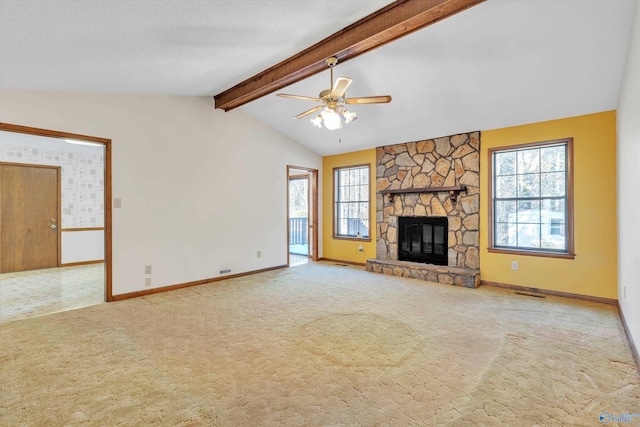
xmin=0 ymin=163 xmax=60 ymax=273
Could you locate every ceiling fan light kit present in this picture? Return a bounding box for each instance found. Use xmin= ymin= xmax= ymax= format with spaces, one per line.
xmin=312 ymin=106 xmax=357 ymax=130
xmin=277 ymin=56 xmax=391 ymax=131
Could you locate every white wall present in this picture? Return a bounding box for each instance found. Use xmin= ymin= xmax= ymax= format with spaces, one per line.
xmin=0 ymin=90 xmax=322 ymax=295
xmin=61 ymin=230 xmax=104 ymax=264
xmin=617 ymin=0 xmax=640 ymax=358
xmin=60 ymin=230 xmax=104 ymax=266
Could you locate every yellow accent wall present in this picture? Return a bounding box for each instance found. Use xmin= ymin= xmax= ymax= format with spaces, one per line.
xmin=322 ymin=148 xmax=376 ymax=264
xmin=480 ymin=111 xmax=618 ymax=299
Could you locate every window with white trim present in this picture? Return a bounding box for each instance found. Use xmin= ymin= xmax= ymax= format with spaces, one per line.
xmin=334 ymin=165 xmax=370 ymax=239
xmin=490 ymin=139 xmax=573 ymax=256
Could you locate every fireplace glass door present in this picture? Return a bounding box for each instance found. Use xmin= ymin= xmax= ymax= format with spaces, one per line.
xmin=399 ymin=216 xmax=448 ymax=265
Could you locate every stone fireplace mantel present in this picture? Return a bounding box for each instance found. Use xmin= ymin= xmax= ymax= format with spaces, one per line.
xmin=379 ymin=185 xmax=467 ymax=204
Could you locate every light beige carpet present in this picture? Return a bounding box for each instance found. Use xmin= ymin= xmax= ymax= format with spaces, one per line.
xmin=1 ymin=261 xmax=638 ymax=426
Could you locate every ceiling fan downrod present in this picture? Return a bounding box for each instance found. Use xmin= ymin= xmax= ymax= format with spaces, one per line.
xmin=326 ymin=57 xmax=338 ymax=92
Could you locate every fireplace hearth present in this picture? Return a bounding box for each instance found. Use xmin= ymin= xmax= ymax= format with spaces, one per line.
xmin=398 ymin=216 xmax=448 ymax=265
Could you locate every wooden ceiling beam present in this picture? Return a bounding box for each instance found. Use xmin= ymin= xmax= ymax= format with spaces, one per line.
xmin=214 ymin=0 xmax=485 ymax=111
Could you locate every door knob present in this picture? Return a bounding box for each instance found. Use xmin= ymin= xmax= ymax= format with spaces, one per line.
xmin=50 ymin=218 xmax=57 ymax=229
xmin=50 ymin=224 xmax=57 ymax=229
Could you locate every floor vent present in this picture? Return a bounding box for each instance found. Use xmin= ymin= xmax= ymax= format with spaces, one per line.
xmin=515 ymin=291 xmax=545 ymax=299
xmin=334 ymin=263 xmax=349 ymax=267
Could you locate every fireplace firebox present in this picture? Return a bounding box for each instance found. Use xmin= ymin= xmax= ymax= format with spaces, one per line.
xmin=398 ymin=216 xmax=448 ymax=265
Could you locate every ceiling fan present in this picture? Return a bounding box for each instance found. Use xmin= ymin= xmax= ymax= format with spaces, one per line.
xmin=276 ymin=56 xmax=392 ymax=130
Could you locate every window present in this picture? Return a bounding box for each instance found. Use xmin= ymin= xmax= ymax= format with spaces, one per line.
xmin=334 ymin=165 xmax=370 ymax=239
xmin=489 ymin=139 xmax=574 ymax=258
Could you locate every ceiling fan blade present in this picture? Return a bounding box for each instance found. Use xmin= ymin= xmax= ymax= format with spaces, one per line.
xmin=331 ymin=77 xmax=352 ymax=98
xmin=345 ymin=95 xmax=392 ymax=105
xmin=293 ymin=105 xmax=324 ymax=119
xmin=277 ymin=93 xmax=321 ymax=102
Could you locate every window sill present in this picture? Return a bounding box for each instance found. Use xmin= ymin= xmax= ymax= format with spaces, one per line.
xmin=488 ymin=247 xmax=575 ymax=260
xmin=333 ymin=235 xmax=372 ymax=242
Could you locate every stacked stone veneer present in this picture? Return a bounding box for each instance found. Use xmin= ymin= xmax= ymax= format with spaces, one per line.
xmin=365 ymin=132 xmax=481 ymax=288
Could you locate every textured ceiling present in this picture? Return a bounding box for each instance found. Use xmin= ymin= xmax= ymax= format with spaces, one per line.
xmin=0 ymin=0 xmax=635 ymax=156
xmin=0 ymin=0 xmax=390 ymax=96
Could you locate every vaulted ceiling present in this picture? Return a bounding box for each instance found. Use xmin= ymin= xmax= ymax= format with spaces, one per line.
xmin=0 ymin=0 xmax=635 ymax=156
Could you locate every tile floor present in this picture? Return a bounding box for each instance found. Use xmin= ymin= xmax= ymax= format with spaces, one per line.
xmin=289 ymin=254 xmax=310 ymax=267
xmin=0 ymin=264 xmax=104 ymax=323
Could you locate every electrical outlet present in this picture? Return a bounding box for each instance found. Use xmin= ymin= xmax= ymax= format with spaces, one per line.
xmin=114 ymin=198 xmax=122 ymax=208
xmin=145 ymin=277 xmax=152 ymax=287
xmin=257 ymin=251 xmax=261 ymax=258
xmin=511 ymin=261 xmax=518 ymax=271
xmin=145 ymin=265 xmax=152 ymax=275
xmin=358 ymin=244 xmax=364 ymax=252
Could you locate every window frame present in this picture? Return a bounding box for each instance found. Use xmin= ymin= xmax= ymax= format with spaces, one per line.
xmin=333 ymin=163 xmax=371 ymax=241
xmin=488 ymin=138 xmax=575 ymax=259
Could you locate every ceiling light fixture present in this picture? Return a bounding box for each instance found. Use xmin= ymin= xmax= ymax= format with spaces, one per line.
xmin=277 ymin=57 xmax=390 ymax=131
xmin=311 ymin=103 xmax=358 ymax=130
xmin=64 ymin=138 xmax=103 ymax=147
xmin=312 ymin=105 xmax=357 ymax=130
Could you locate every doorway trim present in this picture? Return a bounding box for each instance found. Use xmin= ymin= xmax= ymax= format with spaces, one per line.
xmin=0 ymin=122 xmax=113 ymax=302
xmin=287 ymin=165 xmax=318 ymax=264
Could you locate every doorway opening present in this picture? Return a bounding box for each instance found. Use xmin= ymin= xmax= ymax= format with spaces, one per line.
xmin=287 ymin=166 xmax=318 ymax=266
xmin=0 ymin=123 xmax=112 ymax=322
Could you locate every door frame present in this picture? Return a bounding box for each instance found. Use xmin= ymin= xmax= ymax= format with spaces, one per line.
xmin=288 ymin=173 xmax=310 ymax=257
xmin=0 ymin=162 xmax=62 ymax=269
xmin=0 ymin=123 xmax=113 ymax=302
xmin=287 ymin=165 xmax=318 ymax=263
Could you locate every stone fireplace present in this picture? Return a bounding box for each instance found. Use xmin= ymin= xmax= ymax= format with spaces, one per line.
xmin=365 ymin=132 xmax=481 ymax=288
